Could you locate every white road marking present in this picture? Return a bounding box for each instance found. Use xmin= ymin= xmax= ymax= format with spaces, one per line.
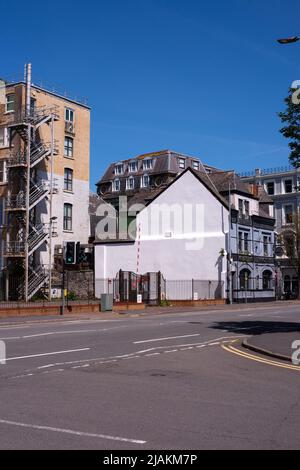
xmin=133 ymin=334 xmax=200 ymax=344
xmin=164 ymin=350 xmax=178 ymax=353
xmin=0 ymin=419 xmax=146 ymax=444
xmin=145 ymin=353 xmax=161 ymax=357
xmin=5 ymin=348 xmax=90 ymax=362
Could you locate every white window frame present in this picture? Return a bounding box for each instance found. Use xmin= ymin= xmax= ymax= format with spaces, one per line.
xmin=5 ymin=94 xmax=15 ymax=113
xmin=192 ymin=160 xmax=199 ymax=171
xmin=178 ymin=158 xmax=185 ymax=170
xmin=0 ymin=128 xmax=9 ymax=148
xmin=282 ymin=178 xmax=293 ymax=194
xmin=141 ymin=174 xmax=150 ymax=188
xmin=128 ymin=161 xmax=138 ymax=173
xmin=65 ymin=108 xmax=74 ymax=123
xmin=112 ymin=179 xmax=120 ymax=192
xmin=0 ymin=161 xmax=7 ymax=184
xmin=142 ymin=159 xmax=153 ymax=171
xmin=126 ymin=177 xmax=135 ymax=190
xmin=264 ymin=180 xmax=276 ymax=196
xmin=115 ymin=164 xmax=124 ymax=176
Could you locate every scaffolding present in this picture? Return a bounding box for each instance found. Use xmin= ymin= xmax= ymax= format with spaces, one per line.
xmin=2 ymin=64 xmax=59 ymax=301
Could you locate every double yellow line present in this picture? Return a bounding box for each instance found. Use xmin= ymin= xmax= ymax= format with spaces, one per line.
xmin=222 ymin=342 xmax=300 ymax=372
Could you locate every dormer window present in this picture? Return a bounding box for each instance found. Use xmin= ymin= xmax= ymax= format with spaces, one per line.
xmin=126 ymin=176 xmax=135 ymax=190
xmin=112 ymin=179 xmax=120 ymax=192
xmin=142 ymin=159 xmax=153 ymax=170
xmin=178 ymin=158 xmax=185 ymax=170
xmin=129 ymin=161 xmax=138 ymax=173
xmin=192 ymin=161 xmax=199 ymax=171
xmin=115 ymin=164 xmax=124 ymax=175
xmin=141 ymin=174 xmax=150 ymax=188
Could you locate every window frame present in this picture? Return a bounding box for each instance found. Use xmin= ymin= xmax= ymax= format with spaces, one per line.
xmin=128 ymin=161 xmax=138 ymax=173
xmin=64 ymin=168 xmax=73 ymax=192
xmin=265 ymin=180 xmax=275 ymax=196
xmin=283 ymin=204 xmax=294 ymax=225
xmin=141 ymin=174 xmax=150 ymax=188
xmin=64 ymin=136 xmax=74 ymax=158
xmin=178 ymin=158 xmax=185 ymax=170
xmin=0 ymin=161 xmax=7 ymax=184
xmin=112 ymin=179 xmax=120 ymax=192
xmin=63 ymin=203 xmax=73 ymax=231
xmin=126 ymin=176 xmax=135 ymax=191
xmin=142 ymin=159 xmax=153 ymax=171
xmin=65 ymin=108 xmax=75 ymax=123
xmin=5 ymin=94 xmax=15 ymax=113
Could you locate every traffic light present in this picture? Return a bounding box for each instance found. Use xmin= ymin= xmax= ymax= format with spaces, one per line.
xmin=64 ymin=241 xmax=76 ymax=264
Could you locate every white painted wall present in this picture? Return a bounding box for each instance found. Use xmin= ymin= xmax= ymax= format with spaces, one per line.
xmin=95 ymin=171 xmax=229 ymax=298
xmin=37 ymin=170 xmax=90 ymax=267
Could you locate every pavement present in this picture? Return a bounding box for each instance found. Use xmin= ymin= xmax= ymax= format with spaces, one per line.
xmin=243 ymin=331 xmax=300 ymax=362
xmin=0 ymin=301 xmax=300 ymax=449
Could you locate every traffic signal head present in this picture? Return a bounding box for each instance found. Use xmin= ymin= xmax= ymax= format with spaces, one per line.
xmin=65 ymin=241 xmax=76 ymax=264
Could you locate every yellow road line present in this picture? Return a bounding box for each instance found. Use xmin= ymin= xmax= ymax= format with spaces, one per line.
xmin=221 ymin=344 xmax=300 ymax=371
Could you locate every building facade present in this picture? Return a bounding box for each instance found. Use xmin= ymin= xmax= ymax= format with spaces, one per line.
xmin=0 ymin=66 xmax=90 ymax=300
xmin=241 ymin=166 xmax=300 ymax=297
xmin=94 ymin=154 xmax=276 ymax=303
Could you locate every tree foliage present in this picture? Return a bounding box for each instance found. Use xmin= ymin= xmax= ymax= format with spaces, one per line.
xmin=278 ymin=88 xmax=300 ymax=168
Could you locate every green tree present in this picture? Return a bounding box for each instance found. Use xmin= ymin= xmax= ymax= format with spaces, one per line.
xmin=279 ymin=88 xmax=300 ymax=168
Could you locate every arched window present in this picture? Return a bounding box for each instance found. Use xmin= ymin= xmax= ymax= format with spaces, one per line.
xmin=262 ymin=270 xmax=272 ymax=290
xmin=141 ymin=174 xmax=150 ymax=188
xmin=126 ymin=176 xmax=135 ymax=190
xmin=239 ymin=269 xmax=251 ymax=290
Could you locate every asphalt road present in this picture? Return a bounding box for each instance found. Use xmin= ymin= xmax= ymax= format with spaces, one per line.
xmin=0 ymin=303 xmax=300 ymax=450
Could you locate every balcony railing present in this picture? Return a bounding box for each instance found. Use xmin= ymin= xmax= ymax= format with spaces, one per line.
xmin=4 ymin=241 xmax=25 ymax=256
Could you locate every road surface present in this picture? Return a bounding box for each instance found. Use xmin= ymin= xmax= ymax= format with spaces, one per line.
xmin=0 ymin=303 xmax=299 ymax=449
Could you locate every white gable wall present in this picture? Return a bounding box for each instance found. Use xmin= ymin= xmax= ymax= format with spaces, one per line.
xmin=95 ymin=171 xmax=229 ymax=297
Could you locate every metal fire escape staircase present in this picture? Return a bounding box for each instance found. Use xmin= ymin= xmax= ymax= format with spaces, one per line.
xmin=4 ymin=104 xmax=59 ymax=300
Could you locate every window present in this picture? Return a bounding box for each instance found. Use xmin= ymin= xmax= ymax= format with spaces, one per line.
xmin=266 ymin=181 xmax=275 ymax=195
xmin=141 ymin=174 xmax=150 ymax=188
xmin=244 ymin=200 xmax=249 ymax=219
xmin=238 ymin=199 xmax=243 ymax=215
xmin=263 ymin=235 xmax=269 ymax=256
xmin=239 ymin=269 xmax=251 ymax=290
xmin=244 ymin=232 xmax=249 ymax=252
xmin=142 ymin=159 xmax=153 ymax=170
xmin=238 ymin=231 xmax=243 ymax=252
xmin=192 ymin=161 xmax=199 ymax=171
xmin=178 ymin=158 xmax=185 ymax=169
xmin=6 ymin=94 xmax=15 ymax=113
xmin=0 ymin=128 xmax=9 ymax=148
xmin=115 ymin=164 xmax=124 ymax=175
xmin=30 ymin=98 xmax=36 ymax=115
xmin=126 ymin=177 xmax=134 ymax=190
xmin=65 ymin=108 xmax=74 ymax=122
xmin=64 ymin=168 xmax=73 ymax=191
xmin=129 ymin=161 xmax=138 ymax=173
xmin=0 ymin=161 xmax=6 ymax=183
xmin=64 ymin=137 xmax=73 ymax=157
xmin=284 ymin=205 xmax=293 ymax=224
xmin=238 ymin=231 xmax=250 ymax=253
xmin=262 ymin=270 xmax=272 ymax=290
xmin=112 ymin=179 xmax=120 ymax=192
xmin=0 ymin=199 xmax=4 ymax=226
xmin=284 ymin=179 xmax=293 ymax=193
xmin=63 ymin=203 xmax=73 ymax=231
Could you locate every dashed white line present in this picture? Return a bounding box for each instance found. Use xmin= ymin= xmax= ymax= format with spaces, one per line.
xmin=133 ymin=334 xmax=200 ymax=344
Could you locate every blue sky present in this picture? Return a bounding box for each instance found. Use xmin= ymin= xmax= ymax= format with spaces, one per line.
xmin=2 ymin=0 xmax=300 ymax=189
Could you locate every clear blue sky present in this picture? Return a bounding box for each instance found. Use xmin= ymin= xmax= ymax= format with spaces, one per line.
xmin=2 ymin=0 xmax=300 ymax=190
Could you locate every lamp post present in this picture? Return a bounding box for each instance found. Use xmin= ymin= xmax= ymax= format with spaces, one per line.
xmin=48 ymin=216 xmax=57 ymax=301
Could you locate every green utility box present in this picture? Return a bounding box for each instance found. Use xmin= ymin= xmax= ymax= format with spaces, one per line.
xmin=101 ymin=294 xmax=113 ymax=311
